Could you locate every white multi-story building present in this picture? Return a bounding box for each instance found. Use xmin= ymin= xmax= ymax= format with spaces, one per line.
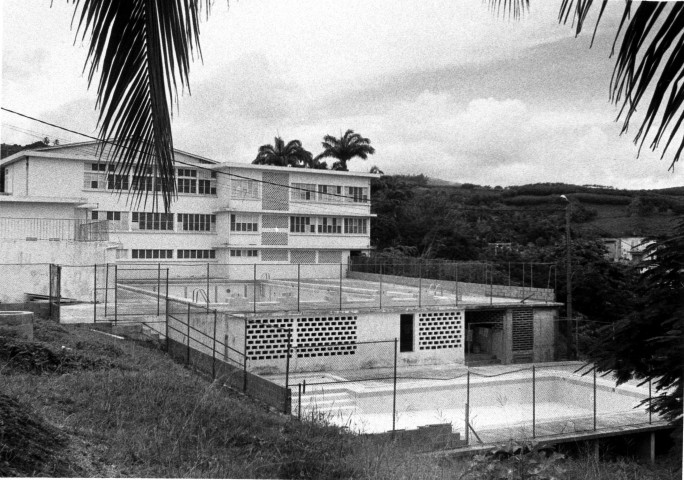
xmin=0 ymin=141 xmax=375 ymax=265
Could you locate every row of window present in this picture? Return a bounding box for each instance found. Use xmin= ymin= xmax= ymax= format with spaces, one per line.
xmin=291 ymin=183 xmax=368 ymax=203
xmin=130 ymin=249 xmax=216 ymax=259
xmin=91 ymin=210 xmax=367 ymax=235
xmin=230 ymin=179 xmax=368 ymax=203
xmin=230 ymin=214 xmax=367 ymax=235
xmin=124 ymin=249 xmax=343 ymax=263
xmin=84 ymin=164 xmax=216 ymax=195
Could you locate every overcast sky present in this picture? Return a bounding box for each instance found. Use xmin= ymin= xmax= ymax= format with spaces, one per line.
xmin=2 ymin=1 xmax=681 ymax=189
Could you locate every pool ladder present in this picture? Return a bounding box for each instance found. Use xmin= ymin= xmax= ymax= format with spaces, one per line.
xmin=192 ymin=288 xmax=208 ymax=304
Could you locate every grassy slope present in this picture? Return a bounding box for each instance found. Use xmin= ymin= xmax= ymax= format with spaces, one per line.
xmin=1 ymin=320 xmax=680 ymax=479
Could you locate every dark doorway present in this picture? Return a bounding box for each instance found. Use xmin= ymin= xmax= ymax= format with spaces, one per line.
xmin=400 ymin=314 xmax=414 ymax=352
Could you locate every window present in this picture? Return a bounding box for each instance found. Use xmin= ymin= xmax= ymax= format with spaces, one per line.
xmin=177 ymin=249 xmax=216 ymax=259
xmin=346 ymin=186 xmax=368 ymax=203
xmin=230 ymin=214 xmax=258 ymax=232
xmin=177 ymin=213 xmax=216 ymax=232
xmin=344 ymin=218 xmax=367 ymax=234
xmin=107 ymin=174 xmax=129 ymax=190
xmin=115 ymin=249 xmax=128 ymax=259
xmin=317 ymin=217 xmax=341 ymax=234
xmin=133 ymin=212 xmax=174 ymax=231
xmin=0 ymin=168 xmax=5 ymax=193
xmin=291 ymin=183 xmax=316 ymax=201
xmin=290 ymin=216 xmax=313 ymax=233
xmin=83 ymin=163 xmax=110 ymax=189
xmin=131 ymin=249 xmax=173 ymax=259
xmin=131 ymin=175 xmax=152 ymax=191
xmin=92 ymin=211 xmax=122 ymax=221
xmin=230 ymin=249 xmax=258 ymax=257
xmin=177 ymin=168 xmax=197 ymax=194
xmin=231 ymin=179 xmax=259 ymax=199
xmin=318 ymin=184 xmax=342 ymax=202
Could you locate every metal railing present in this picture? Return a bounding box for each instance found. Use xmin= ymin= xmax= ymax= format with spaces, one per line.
xmin=0 ymin=217 xmax=109 ymax=242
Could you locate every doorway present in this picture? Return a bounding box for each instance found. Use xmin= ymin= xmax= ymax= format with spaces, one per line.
xmin=400 ymin=314 xmax=414 ymax=352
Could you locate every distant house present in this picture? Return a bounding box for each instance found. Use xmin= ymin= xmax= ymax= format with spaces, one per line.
xmin=602 ymin=237 xmax=651 ymax=264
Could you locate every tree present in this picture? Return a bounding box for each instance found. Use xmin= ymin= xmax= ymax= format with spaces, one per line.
xmin=69 ymin=0 xmax=210 ymax=211
xmin=314 ymin=130 xmax=375 ymax=172
xmin=584 ymin=221 xmax=684 ymax=422
xmin=252 ymin=137 xmax=313 ymax=168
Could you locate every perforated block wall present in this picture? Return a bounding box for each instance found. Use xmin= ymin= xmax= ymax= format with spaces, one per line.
xmin=246 ymin=315 xmax=358 ymax=361
xmin=418 ymin=311 xmax=464 ymax=350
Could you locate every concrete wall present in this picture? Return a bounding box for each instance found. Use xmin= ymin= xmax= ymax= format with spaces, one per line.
xmin=533 ymin=308 xmax=557 ymax=362
xmin=227 ymin=307 xmax=466 ymax=374
xmin=0 ymin=242 xmax=116 ymax=302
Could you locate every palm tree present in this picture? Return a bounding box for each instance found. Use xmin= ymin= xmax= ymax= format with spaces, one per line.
xmin=314 ymin=130 xmax=376 ymax=172
xmin=70 ymin=0 xmax=210 ymax=212
xmin=252 ymin=137 xmax=313 ymax=168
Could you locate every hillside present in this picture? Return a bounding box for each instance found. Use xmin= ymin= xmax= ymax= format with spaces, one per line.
xmin=371 ymin=179 xmax=684 ymax=255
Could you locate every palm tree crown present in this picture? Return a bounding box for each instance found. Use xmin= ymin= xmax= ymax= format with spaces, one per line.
xmin=315 ymin=130 xmax=376 ymax=171
xmin=252 ymin=137 xmax=313 ymax=168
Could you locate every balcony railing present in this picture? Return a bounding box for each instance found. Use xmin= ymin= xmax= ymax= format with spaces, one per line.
xmin=0 ymin=217 xmax=109 ymax=242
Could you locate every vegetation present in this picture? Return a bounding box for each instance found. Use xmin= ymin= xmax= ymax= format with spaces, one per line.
xmin=314 ymin=130 xmax=376 ymax=172
xmin=251 ymin=136 xmax=316 ymax=169
xmin=1 ymin=319 xmax=680 ymax=478
xmin=585 ymin=220 xmax=684 ymax=424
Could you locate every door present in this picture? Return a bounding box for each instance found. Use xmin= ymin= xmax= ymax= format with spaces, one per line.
xmin=400 ymin=314 xmax=414 ymax=352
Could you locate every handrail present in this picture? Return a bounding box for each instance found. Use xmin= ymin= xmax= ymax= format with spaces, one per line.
xmin=192 ymin=288 xmax=208 ymax=304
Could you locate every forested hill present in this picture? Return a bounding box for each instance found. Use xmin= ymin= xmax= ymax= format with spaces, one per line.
xmin=371 ymin=175 xmax=684 ymax=258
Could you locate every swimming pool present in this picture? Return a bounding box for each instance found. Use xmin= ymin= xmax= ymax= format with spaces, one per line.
xmin=291 ymin=368 xmax=652 ymax=442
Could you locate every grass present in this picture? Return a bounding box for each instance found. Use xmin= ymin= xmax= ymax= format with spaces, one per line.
xmin=1 ymin=318 xmax=681 ymax=478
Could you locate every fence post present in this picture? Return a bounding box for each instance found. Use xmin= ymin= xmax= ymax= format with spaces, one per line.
xmin=379 ymin=264 xmax=383 ymax=310
xmin=465 ymin=369 xmax=471 ymax=445
xmin=532 ymin=365 xmax=536 ymax=438
xmin=206 ymin=263 xmax=210 ymax=309
xmin=298 ymin=383 xmax=302 ymax=420
xmin=165 ymin=298 xmax=169 ymax=352
xmin=253 ymin=264 xmax=257 ymax=314
xmin=593 ymin=367 xmax=597 ymax=431
xmin=157 ymin=263 xmax=161 ymax=316
xmin=114 ymin=264 xmax=118 ymax=325
xmin=186 ymin=304 xmax=191 ymax=365
xmin=297 ymin=264 xmax=301 ymax=313
xmin=93 ymin=264 xmax=97 ymax=323
xmin=243 ymin=318 xmax=248 ymax=392
xmin=392 ymin=338 xmax=398 ymax=434
xmin=104 ymin=263 xmax=109 ymax=317
xmin=285 ymin=329 xmax=292 ymax=394
xmin=212 ymin=310 xmax=217 ymax=381
xmin=165 ymin=268 xmax=169 ymax=321
xmin=48 ymin=264 xmax=53 ymax=319
xmin=649 ymin=378 xmax=652 ymax=424
xmin=418 ymin=263 xmax=422 ymax=308
xmin=337 ymin=262 xmax=342 ymax=310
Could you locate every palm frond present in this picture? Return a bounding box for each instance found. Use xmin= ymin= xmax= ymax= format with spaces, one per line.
xmin=559 ymin=1 xmax=684 ymax=171
xmin=71 ymin=0 xmax=209 ymax=211
xmin=487 ymin=0 xmax=529 ymax=20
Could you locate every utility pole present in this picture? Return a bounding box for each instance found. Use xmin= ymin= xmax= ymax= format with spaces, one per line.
xmin=562 ymin=195 xmax=573 ymax=359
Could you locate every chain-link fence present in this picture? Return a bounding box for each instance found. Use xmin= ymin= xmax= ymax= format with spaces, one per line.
xmin=287 ymin=360 xmax=657 ymax=447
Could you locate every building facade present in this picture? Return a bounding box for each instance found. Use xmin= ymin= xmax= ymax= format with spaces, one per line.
xmin=0 ymin=141 xmax=375 ymax=266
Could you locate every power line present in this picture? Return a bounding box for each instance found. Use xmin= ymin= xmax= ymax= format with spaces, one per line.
xmin=1 ymin=107 xmax=374 ymax=203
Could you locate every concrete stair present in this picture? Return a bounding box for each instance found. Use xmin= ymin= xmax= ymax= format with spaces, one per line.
xmin=296 ymin=386 xmax=358 ymax=418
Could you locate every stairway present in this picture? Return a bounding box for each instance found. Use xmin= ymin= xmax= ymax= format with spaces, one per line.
xmin=296 ymin=385 xmax=358 ymax=419
xmin=465 ymin=353 xmax=502 ymax=366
